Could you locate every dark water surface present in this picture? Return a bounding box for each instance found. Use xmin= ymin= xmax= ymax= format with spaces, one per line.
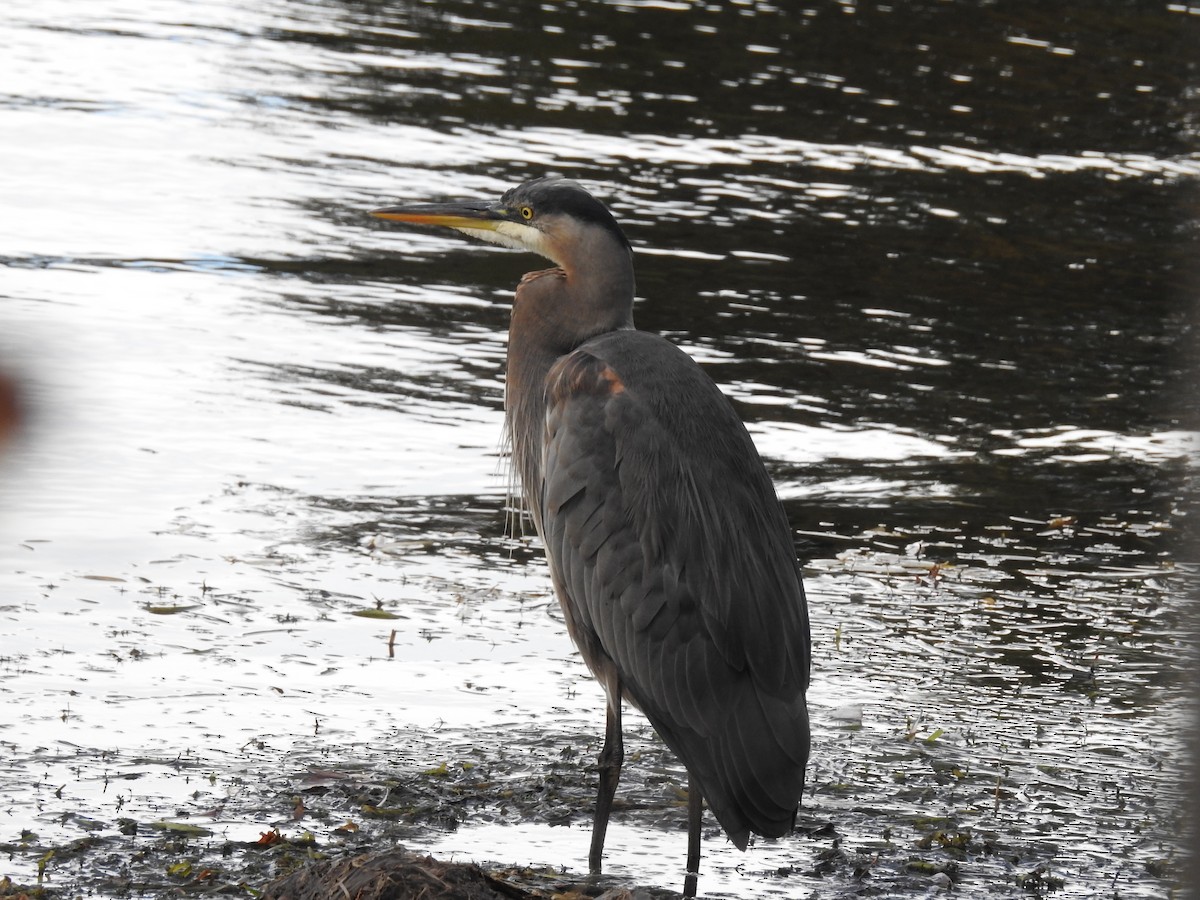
xmin=1 ymin=1 xmax=1196 ymax=897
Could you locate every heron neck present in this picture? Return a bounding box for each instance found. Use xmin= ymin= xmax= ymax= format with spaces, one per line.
xmin=505 ymin=252 xmax=635 ymax=524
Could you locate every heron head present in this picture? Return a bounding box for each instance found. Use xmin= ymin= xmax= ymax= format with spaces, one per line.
xmin=372 ymin=176 xmax=630 ymax=270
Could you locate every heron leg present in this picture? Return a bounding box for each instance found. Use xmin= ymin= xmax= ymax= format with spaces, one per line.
xmin=684 ymin=775 xmax=702 ymax=897
xmin=588 ymin=694 xmax=623 ymax=875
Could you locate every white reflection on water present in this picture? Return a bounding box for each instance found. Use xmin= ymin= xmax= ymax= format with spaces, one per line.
xmin=0 ymin=267 xmax=504 ymax=574
xmin=498 ymin=127 xmax=1200 ymax=179
xmin=992 ymin=426 xmax=1197 ymax=463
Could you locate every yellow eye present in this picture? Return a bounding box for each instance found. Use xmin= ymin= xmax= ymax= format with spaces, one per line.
xmin=519 ymin=206 xmax=534 ymax=220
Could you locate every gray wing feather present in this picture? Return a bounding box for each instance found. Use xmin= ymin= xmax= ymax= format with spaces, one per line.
xmin=539 ymin=331 xmax=809 ymax=848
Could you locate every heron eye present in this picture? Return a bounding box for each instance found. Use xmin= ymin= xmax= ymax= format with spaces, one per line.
xmin=519 ymin=206 xmax=534 ymax=220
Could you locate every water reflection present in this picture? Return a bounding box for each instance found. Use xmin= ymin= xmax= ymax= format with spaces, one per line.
xmin=0 ymin=0 xmax=1195 ymax=896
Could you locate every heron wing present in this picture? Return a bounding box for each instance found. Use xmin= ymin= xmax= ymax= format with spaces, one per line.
xmin=539 ymin=329 xmax=810 ymax=848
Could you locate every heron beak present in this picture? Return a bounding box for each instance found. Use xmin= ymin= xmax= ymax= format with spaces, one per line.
xmin=372 ymin=198 xmax=550 ymax=257
xmin=370 ymin=202 xmax=505 ymax=234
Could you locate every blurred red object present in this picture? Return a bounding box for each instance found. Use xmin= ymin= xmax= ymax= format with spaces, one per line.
xmin=0 ymin=373 xmax=20 ymax=449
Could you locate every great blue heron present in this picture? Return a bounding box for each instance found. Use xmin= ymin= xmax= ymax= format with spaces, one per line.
xmin=372 ymin=176 xmax=810 ymax=895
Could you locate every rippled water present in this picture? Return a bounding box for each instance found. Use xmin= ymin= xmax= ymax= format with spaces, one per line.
xmin=1 ymin=1 xmax=1196 ymax=897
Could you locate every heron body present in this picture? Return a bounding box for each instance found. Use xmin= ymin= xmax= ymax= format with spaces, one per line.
xmin=373 ymin=177 xmax=810 ymax=888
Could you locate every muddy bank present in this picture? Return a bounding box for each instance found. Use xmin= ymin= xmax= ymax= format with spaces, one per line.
xmin=2 ymin=518 xmax=1188 ymax=898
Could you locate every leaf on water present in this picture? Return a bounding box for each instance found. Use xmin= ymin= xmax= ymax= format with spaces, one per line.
xmin=925 ymin=727 xmax=944 ymax=744
xmin=144 ymin=604 xmax=199 ymax=615
xmin=361 ymin=805 xmax=408 ymax=819
xmin=351 ymin=608 xmax=402 ymax=619
xmin=424 ymin=762 xmax=450 ymax=776
xmin=150 ymin=821 xmax=213 ymax=836
xmin=167 ymin=860 xmax=193 ymax=878
xmin=913 ymin=815 xmax=953 ymax=828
